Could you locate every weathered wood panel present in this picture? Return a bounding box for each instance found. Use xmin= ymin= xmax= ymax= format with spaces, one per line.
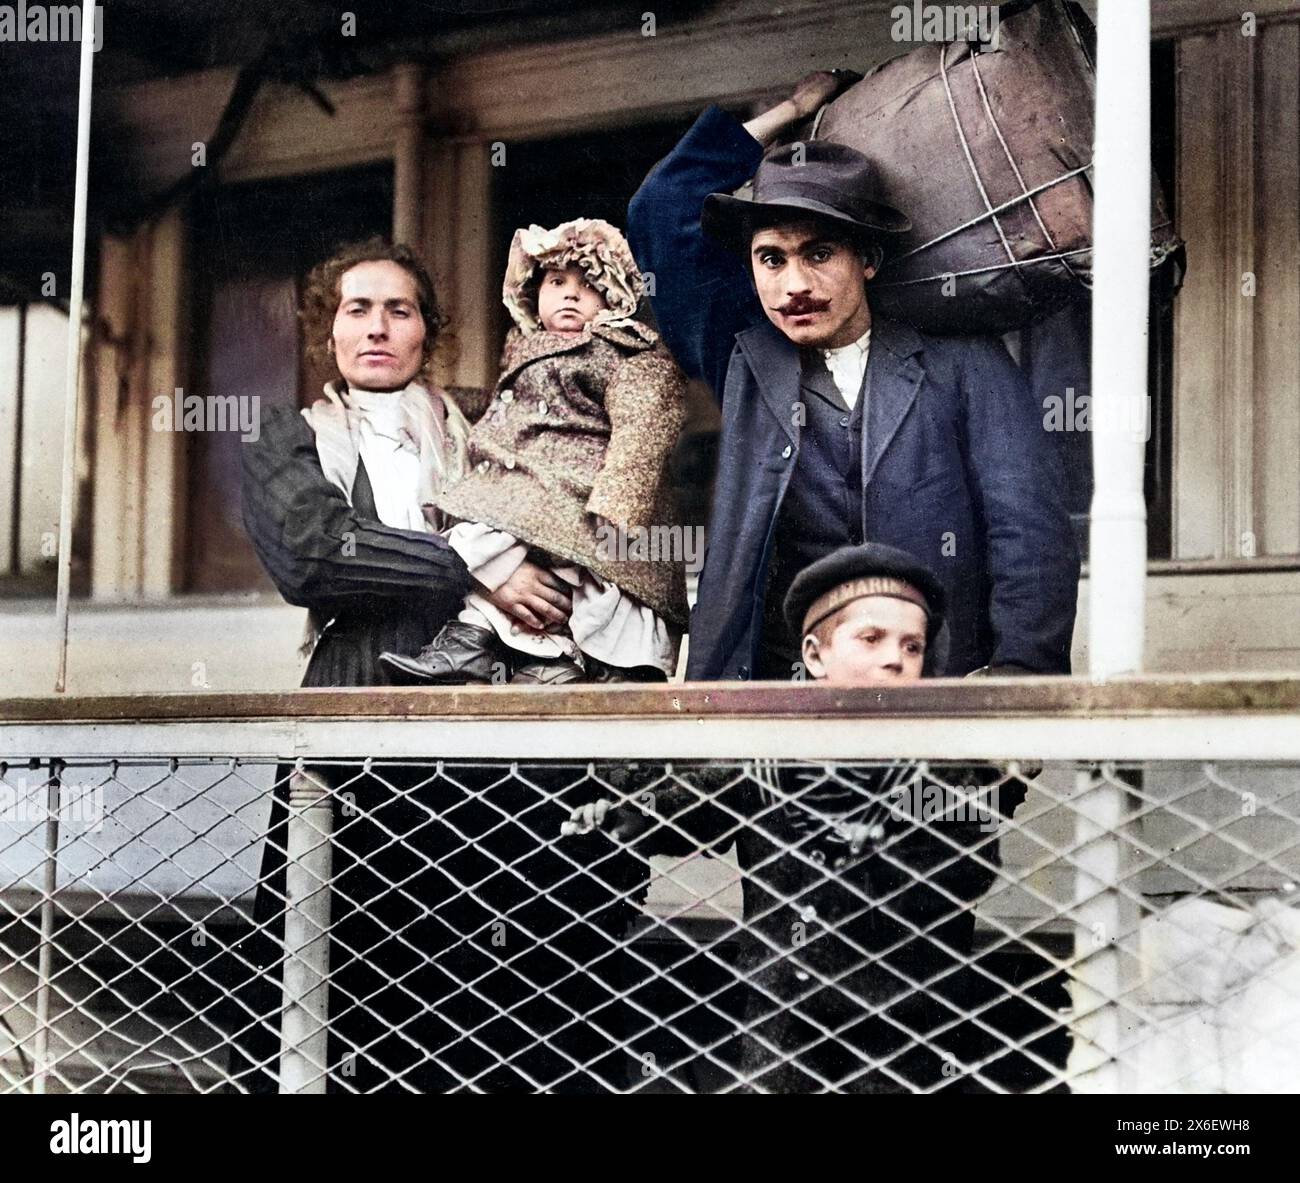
xmin=1174 ymin=32 xmax=1232 ymax=560
xmin=1255 ymin=22 xmax=1300 ymax=557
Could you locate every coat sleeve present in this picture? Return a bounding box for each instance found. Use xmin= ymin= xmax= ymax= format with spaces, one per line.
xmin=627 ymin=106 xmax=767 ymax=401
xmin=959 ymin=339 xmax=1081 ymax=673
xmin=241 ymin=404 xmax=472 ymax=614
xmin=586 ymin=349 xmax=687 ymax=528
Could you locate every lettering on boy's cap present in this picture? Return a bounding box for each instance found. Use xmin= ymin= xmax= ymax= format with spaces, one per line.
xmin=783 ymin=541 xmax=947 ymax=642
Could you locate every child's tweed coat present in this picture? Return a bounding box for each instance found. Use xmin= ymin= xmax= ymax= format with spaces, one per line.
xmin=435 ymin=319 xmax=689 ymax=626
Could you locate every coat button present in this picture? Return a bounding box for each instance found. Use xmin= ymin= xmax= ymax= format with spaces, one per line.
xmin=500 ymin=389 xmax=514 ymax=403
xmin=839 ymin=416 xmax=850 ymax=427
xmin=538 ymin=400 xmax=548 ymax=416
xmin=478 ymin=460 xmax=490 ymax=473
xmin=781 ymin=444 xmax=792 ymax=459
xmin=738 ymin=665 xmax=750 ymax=680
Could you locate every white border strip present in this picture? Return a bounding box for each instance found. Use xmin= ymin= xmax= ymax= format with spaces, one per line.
xmin=3 ymin=712 xmax=1299 ymax=761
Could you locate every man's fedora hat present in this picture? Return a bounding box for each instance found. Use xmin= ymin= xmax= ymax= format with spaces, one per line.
xmin=703 ymin=139 xmax=911 ymax=256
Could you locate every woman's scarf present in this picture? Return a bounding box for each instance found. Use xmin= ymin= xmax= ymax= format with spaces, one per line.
xmin=304 ymin=378 xmax=469 ymax=527
xmin=297 ymin=378 xmax=471 ymax=656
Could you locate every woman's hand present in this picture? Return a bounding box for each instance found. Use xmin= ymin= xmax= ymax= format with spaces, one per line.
xmin=560 ymin=799 xmax=657 ymax=843
xmin=482 ymin=559 xmax=571 ymax=632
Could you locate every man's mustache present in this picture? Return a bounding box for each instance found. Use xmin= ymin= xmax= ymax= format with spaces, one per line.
xmin=776 ymin=298 xmax=831 ymax=315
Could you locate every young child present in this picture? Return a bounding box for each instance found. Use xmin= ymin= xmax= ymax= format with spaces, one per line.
xmin=382 ymin=218 xmax=688 ymax=686
xmin=564 ymin=542 xmax=1026 ymax=1092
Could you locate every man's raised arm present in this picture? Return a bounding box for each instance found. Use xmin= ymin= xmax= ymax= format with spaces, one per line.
xmin=627 ymin=74 xmax=842 ymax=400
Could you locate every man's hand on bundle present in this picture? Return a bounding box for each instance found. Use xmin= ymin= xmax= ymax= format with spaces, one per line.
xmin=789 ymin=70 xmax=844 ymax=119
xmin=744 ymin=70 xmax=858 ymax=146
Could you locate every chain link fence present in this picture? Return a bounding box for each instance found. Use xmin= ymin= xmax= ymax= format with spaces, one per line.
xmin=2 ymin=694 xmax=1299 ymax=1093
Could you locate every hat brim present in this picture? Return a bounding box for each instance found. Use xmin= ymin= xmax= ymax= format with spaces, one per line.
xmin=702 ymin=192 xmax=911 ymax=256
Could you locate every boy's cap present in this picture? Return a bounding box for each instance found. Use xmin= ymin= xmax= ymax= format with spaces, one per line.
xmin=784 ymin=542 xmax=947 ymax=641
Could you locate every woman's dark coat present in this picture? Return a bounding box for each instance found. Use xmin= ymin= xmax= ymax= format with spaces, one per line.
xmin=241 ymin=403 xmax=473 ymax=687
xmin=237 ymin=403 xmax=644 ymax=1092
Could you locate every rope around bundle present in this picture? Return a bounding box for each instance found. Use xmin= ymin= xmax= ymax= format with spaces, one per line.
xmin=873 ymin=228 xmax=1178 ymax=290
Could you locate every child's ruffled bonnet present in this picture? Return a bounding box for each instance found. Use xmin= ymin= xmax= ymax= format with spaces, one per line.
xmin=502 ymin=217 xmax=645 ymax=335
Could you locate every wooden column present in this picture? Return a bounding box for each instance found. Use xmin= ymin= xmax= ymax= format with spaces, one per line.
xmin=1254 ymin=22 xmax=1300 ymax=557
xmin=391 ymin=62 xmax=426 ymax=247
xmin=422 ymin=137 xmax=498 ymax=394
xmin=89 ymin=209 xmax=188 ymax=600
xmin=1172 ymin=28 xmax=1257 ymax=561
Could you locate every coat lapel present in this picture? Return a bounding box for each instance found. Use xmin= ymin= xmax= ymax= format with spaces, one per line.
xmin=862 ymin=316 xmax=925 ymax=487
xmin=799 ymin=352 xmax=849 ymax=411
xmin=736 ymin=321 xmax=803 ymax=444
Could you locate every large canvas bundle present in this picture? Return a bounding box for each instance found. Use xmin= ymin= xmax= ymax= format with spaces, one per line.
xmin=813 ymin=0 xmax=1182 ymax=335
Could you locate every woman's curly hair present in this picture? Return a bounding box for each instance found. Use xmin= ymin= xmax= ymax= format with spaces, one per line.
xmin=300 ymin=238 xmax=446 ymax=379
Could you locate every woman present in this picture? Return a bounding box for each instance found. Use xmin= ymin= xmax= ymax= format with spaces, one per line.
xmin=238 ymin=240 xmax=643 ymax=1092
xmin=244 ymin=239 xmax=572 ymax=684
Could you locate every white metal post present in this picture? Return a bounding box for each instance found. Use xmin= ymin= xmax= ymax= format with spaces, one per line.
xmin=53 ymin=0 xmax=99 ymax=694
xmin=31 ymin=761 xmax=63 ymax=1094
xmin=1088 ymin=1 xmax=1151 ymax=675
xmin=1070 ymin=0 xmax=1152 ymax=1094
xmin=279 ymin=770 xmax=335 ymax=1094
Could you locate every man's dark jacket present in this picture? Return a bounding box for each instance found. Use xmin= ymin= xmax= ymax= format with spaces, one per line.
xmin=628 ymin=106 xmax=1080 ymax=679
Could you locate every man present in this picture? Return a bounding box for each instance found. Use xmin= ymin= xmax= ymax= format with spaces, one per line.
xmin=627 ymin=72 xmax=1080 ymax=680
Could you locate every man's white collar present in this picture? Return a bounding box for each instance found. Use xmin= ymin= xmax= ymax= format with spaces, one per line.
xmin=821 ymin=327 xmax=872 ymax=361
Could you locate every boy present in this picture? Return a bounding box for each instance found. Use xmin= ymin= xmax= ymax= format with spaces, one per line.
xmin=566 ymin=542 xmax=1025 ymax=1091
